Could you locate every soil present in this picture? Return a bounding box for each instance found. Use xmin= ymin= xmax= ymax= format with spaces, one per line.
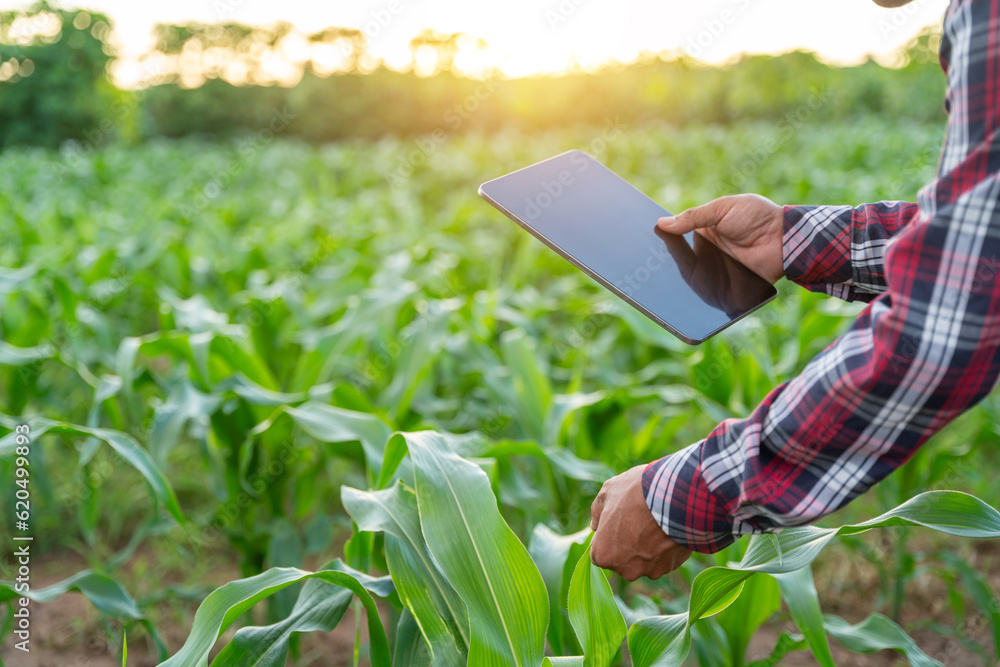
xmin=2 ymin=538 xmax=997 ymax=666
xmin=0 ymin=547 xmax=384 ymax=667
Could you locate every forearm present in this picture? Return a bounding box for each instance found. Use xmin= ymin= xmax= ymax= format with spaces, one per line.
xmin=783 ymin=201 xmax=921 ymax=302
xmin=645 ymin=216 xmax=1000 ymax=553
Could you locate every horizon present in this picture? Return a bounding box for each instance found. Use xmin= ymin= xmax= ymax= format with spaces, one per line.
xmin=0 ymin=0 xmax=950 ymax=87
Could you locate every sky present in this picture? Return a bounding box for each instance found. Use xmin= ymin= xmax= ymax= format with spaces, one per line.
xmin=1 ymin=0 xmax=950 ymax=78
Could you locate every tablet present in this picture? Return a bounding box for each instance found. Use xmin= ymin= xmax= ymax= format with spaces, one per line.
xmin=478 ymin=150 xmax=777 ymax=344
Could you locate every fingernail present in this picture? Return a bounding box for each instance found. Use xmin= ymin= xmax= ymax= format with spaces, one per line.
xmin=658 ymin=216 xmax=675 ymax=226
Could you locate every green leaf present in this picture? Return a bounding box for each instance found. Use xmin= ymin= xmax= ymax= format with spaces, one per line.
xmin=146 ymin=378 xmax=220 ymax=464
xmin=543 ymin=658 xmax=585 ymax=666
xmin=627 ymin=614 xmax=690 ymax=667
xmin=544 ymin=391 xmax=607 ymax=446
xmin=0 ymin=263 xmax=38 ymax=297
xmin=717 ymin=571 xmax=780 ymax=665
xmin=263 ymin=518 xmax=305 ymax=622
xmin=375 ymin=433 xmax=408 ymax=490
xmin=159 ymin=567 xmax=390 ymax=667
xmin=215 ymin=374 xmax=307 ymax=407
xmin=211 ymin=577 xmax=353 ymax=667
xmin=774 ymin=567 xmax=835 ymax=667
xmin=566 ymin=542 xmax=626 ymax=667
xmin=382 ymin=304 xmax=450 ymax=419
xmin=402 ymin=430 xmax=549 ymax=667
xmin=615 ymin=594 xmax=660 ymax=629
xmin=940 ymin=552 xmax=1000 ymax=662
xmin=628 ymin=491 xmax=1000 ymax=667
xmin=747 ymin=632 xmax=807 ymax=667
xmin=0 ymin=569 xmax=142 ymax=619
xmin=824 ymin=613 xmax=943 ymax=667
xmin=0 ymin=418 xmax=184 ymax=524
xmin=393 ymin=609 xmax=433 ymax=667
xmin=499 ymin=329 xmax=552 ymax=442
xmin=341 ymin=482 xmax=469 ymax=663
xmin=528 ymin=524 xmax=590 ymax=655
xmin=689 ymin=568 xmax=750 ymax=620
xmin=385 ymin=535 xmax=466 ymax=666
xmin=482 ymin=439 xmax=612 ymax=484
xmin=0 ymin=341 xmax=54 ymax=366
xmin=285 ymin=401 xmax=391 ymax=482
xmin=0 ymin=569 xmax=166 ymax=660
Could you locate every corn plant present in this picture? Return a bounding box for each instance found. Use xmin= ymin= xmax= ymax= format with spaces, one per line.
xmin=129 ymin=430 xmax=1000 ymax=666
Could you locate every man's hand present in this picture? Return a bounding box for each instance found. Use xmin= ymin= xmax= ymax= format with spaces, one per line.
xmin=590 ymin=465 xmax=692 ymax=581
xmin=657 ymin=194 xmax=785 ymax=284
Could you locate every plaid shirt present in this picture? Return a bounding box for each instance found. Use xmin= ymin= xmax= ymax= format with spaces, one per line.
xmin=643 ymin=0 xmax=1000 ymax=554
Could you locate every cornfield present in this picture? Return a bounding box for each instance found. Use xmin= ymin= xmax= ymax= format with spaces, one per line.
xmin=1 ymin=117 xmax=998 ymax=666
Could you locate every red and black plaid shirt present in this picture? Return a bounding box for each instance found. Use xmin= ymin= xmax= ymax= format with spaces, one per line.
xmin=643 ymin=0 xmax=1000 ymax=553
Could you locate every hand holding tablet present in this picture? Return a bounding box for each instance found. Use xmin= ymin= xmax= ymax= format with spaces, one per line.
xmin=478 ymin=150 xmax=777 ymax=344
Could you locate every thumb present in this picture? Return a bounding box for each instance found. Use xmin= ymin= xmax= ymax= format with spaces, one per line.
xmin=658 ymin=199 xmax=728 ymax=233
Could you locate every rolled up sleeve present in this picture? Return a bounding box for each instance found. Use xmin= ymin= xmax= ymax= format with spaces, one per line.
xmin=644 ymin=0 xmax=1000 ymax=553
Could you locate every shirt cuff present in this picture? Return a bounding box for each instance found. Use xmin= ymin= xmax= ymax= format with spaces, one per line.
xmin=782 ymin=204 xmax=860 ymax=301
xmin=642 ymin=441 xmax=737 ymax=554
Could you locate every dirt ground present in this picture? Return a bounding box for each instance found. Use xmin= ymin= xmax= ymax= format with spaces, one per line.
xmin=1 ymin=540 xmax=997 ymax=666
xmin=0 ymin=547 xmax=380 ymax=667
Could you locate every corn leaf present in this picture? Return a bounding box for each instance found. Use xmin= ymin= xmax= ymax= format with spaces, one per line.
xmin=210 ymin=578 xmax=353 ymax=667
xmin=773 ymin=567 xmax=835 ymax=667
xmin=628 ymin=491 xmax=1000 ymax=667
xmin=342 ymin=481 xmax=469 ymax=665
xmin=402 ymin=430 xmax=549 ymax=667
xmin=824 ymin=613 xmax=943 ymax=667
xmin=565 ymin=542 xmax=626 ymax=667
xmin=158 ymin=567 xmax=391 ymax=667
xmin=0 ymin=417 xmax=184 ymax=524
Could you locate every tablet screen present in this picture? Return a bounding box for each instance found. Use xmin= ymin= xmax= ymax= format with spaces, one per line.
xmin=479 ymin=150 xmax=777 ymax=344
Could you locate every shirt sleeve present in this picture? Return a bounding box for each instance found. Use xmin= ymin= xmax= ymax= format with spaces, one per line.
xmin=643 ymin=0 xmax=1000 ymax=554
xmin=782 ymin=201 xmax=922 ymax=302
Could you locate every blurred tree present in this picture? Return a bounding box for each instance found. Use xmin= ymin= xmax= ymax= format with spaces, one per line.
xmin=0 ymin=6 xmax=947 ymax=148
xmin=0 ymin=1 xmax=125 ymax=149
xmin=309 ymin=27 xmax=366 ymax=73
xmin=409 ymin=29 xmax=461 ymax=75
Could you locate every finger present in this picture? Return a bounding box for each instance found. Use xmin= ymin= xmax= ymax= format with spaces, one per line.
xmin=590 ymin=528 xmax=611 ymax=570
xmin=657 ymin=199 xmax=728 ymax=233
xmin=590 ymin=493 xmax=605 ymax=531
xmin=590 ymin=532 xmax=603 ymax=566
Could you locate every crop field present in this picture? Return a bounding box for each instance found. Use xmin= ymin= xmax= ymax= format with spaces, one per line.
xmin=0 ymin=117 xmax=999 ymax=666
